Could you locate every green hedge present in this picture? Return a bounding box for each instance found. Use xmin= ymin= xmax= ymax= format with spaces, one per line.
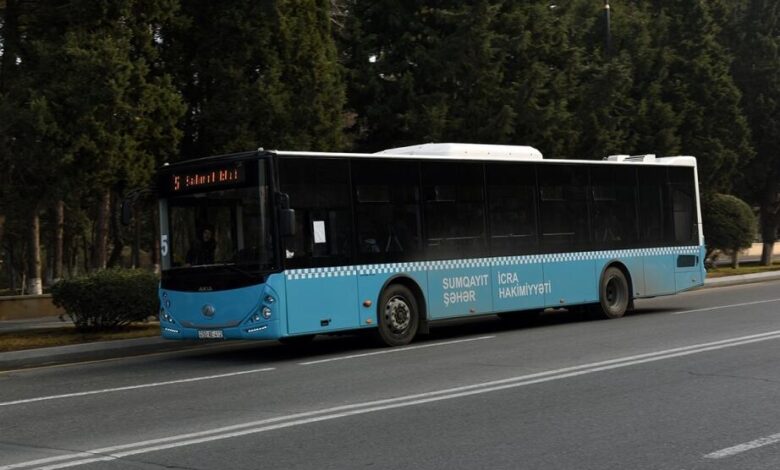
xmin=702 ymin=193 xmax=756 ymax=260
xmin=51 ymin=269 xmax=159 ymax=331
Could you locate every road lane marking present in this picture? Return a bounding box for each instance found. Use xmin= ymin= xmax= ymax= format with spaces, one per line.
xmin=672 ymin=298 xmax=780 ymax=315
xmin=704 ymin=432 xmax=780 ymax=459
xmin=0 ymin=367 xmax=275 ymax=407
xmin=5 ymin=330 xmax=780 ymax=470
xmin=299 ymin=336 xmax=496 ymax=365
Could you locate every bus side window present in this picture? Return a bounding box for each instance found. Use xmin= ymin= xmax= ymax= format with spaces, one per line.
xmin=279 ymin=157 xmax=353 ymax=267
xmin=486 ymin=163 xmax=537 ymax=256
xmin=637 ymin=167 xmax=672 ymax=246
xmin=669 ymin=167 xmax=697 ymax=244
xmin=538 ymin=165 xmax=588 ymax=252
xmin=353 ymin=160 xmax=421 ymax=263
xmin=589 ymin=166 xmax=638 ymax=249
xmin=422 ymin=162 xmax=486 ymax=259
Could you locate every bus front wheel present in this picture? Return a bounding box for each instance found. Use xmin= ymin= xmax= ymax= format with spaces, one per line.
xmin=375 ymin=284 xmax=419 ymax=347
xmin=596 ymin=267 xmax=629 ymax=319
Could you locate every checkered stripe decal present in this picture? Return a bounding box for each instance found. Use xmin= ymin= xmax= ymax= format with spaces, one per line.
xmin=285 ymin=246 xmax=701 ymax=280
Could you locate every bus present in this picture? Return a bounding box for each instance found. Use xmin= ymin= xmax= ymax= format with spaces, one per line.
xmin=155 ymin=143 xmax=705 ymax=346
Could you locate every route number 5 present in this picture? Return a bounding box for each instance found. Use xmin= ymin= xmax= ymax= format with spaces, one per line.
xmin=161 ymin=235 xmax=169 ymax=257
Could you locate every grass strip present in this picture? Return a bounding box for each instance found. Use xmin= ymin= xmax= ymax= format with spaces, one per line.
xmin=707 ymin=262 xmax=780 ymax=278
xmin=0 ymin=323 xmax=160 ymax=353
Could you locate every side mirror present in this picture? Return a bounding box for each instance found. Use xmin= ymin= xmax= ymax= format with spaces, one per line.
xmin=121 ymin=200 xmax=133 ymax=226
xmin=281 ymin=209 xmax=296 ymax=237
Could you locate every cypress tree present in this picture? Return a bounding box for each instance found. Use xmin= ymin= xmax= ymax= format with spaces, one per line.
xmin=728 ymin=0 xmax=780 ymax=264
xmin=344 ymin=0 xmax=513 ymax=151
xmin=164 ymin=0 xmax=346 ymax=157
xmin=655 ymin=1 xmax=753 ymax=192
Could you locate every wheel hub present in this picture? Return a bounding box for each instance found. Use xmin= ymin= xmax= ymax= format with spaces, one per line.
xmin=385 ymin=296 xmax=411 ymax=333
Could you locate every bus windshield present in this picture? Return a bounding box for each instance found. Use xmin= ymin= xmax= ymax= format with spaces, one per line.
xmin=165 ymin=173 xmax=273 ymax=271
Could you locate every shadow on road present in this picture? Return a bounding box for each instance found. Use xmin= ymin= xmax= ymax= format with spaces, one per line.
xmin=167 ymin=306 xmax=676 ymax=367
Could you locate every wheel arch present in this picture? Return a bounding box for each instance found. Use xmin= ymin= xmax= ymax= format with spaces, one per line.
xmin=379 ymin=274 xmax=429 ymax=334
xmin=599 ymin=260 xmax=635 ymax=305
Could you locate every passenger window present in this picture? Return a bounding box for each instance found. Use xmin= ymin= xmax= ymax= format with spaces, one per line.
xmin=422 ymin=162 xmax=486 ymax=259
xmin=279 ymin=157 xmax=353 ymax=268
xmin=589 ymin=166 xmax=638 ymax=249
xmin=538 ymin=165 xmax=588 ymax=252
xmin=669 ymin=167 xmax=698 ymax=244
xmin=353 ymin=160 xmax=422 ymax=263
xmin=486 ymin=163 xmax=537 ymax=256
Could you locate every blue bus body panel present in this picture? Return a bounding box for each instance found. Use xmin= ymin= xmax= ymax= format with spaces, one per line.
xmin=491 ymin=261 xmax=546 ymax=312
xmin=160 ymin=274 xmax=286 ymax=340
xmin=160 ymin=245 xmax=704 ymax=341
xmin=284 ymin=269 xmax=359 ymax=334
xmin=428 ymin=263 xmax=492 ymax=319
xmin=674 ymin=245 xmax=707 ymax=293
xmin=543 ymin=257 xmax=597 ymax=306
xmin=355 ymin=269 xmax=428 ymax=328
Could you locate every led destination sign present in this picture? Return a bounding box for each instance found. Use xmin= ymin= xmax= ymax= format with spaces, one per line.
xmin=168 ymin=164 xmax=246 ymax=193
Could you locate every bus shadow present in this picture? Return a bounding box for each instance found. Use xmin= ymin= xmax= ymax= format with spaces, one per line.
xmin=170 ymin=307 xmax=680 ymax=366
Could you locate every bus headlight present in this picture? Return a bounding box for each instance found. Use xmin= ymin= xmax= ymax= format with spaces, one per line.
xmin=261 ymin=306 xmax=272 ymax=319
xmin=160 ymin=308 xmax=176 ymax=324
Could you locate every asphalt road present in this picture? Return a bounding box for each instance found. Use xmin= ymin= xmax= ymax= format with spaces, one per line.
xmin=2 ymin=281 xmax=780 ymax=469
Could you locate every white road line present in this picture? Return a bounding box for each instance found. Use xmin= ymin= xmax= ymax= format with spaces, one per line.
xmin=672 ymin=298 xmax=780 ymax=315
xmin=5 ymin=330 xmax=780 ymax=470
xmin=299 ymin=336 xmax=496 ymax=365
xmin=704 ymin=432 xmax=780 ymax=459
xmin=0 ymin=367 xmax=275 ymax=407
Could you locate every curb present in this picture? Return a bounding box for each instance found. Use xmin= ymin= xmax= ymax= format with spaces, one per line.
xmin=0 ymin=337 xmax=212 ymax=372
xmin=701 ymin=271 xmax=780 ymax=289
xmin=2 ymin=272 xmax=780 ymax=371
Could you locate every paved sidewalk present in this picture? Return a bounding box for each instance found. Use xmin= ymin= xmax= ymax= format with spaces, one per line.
xmin=701 ymin=270 xmax=780 ymax=288
xmin=1 ymin=270 xmax=780 ymax=371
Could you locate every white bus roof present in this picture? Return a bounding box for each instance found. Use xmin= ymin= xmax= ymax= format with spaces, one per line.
xmin=273 ymin=144 xmax=696 ymax=167
xmin=376 ymin=143 xmax=543 ymax=160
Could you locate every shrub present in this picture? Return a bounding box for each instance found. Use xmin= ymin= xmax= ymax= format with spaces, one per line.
xmin=51 ymin=269 xmax=159 ymax=331
xmin=702 ymin=193 xmax=756 ymax=267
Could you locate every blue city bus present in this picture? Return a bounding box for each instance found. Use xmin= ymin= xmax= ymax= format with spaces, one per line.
xmin=156 ymin=143 xmax=705 ymax=346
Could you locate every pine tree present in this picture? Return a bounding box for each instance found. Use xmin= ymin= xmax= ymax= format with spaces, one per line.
xmin=344 ymin=0 xmax=514 ymax=151
xmin=163 ymin=0 xmax=346 ymax=157
xmin=1 ymin=0 xmax=184 ymax=280
xmin=728 ymin=0 xmax=780 ymax=264
xmin=655 ymin=1 xmax=753 ymax=192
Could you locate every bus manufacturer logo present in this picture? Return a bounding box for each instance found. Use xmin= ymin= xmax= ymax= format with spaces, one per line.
xmin=202 ymin=304 xmax=216 ymax=318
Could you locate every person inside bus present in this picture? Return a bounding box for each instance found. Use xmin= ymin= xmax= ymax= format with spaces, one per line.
xmin=186 ymin=225 xmax=216 ymax=266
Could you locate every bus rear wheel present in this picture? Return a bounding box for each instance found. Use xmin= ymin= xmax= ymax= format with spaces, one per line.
xmin=375 ymin=284 xmax=419 ymax=347
xmin=596 ymin=267 xmax=629 ymax=319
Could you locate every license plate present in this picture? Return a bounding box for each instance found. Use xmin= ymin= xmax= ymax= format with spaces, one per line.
xmin=198 ymin=330 xmax=224 ymax=339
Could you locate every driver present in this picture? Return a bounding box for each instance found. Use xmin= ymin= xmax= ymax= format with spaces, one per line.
xmin=186 ymin=225 xmax=216 ymax=266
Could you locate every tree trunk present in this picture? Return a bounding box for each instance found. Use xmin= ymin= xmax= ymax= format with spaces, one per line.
xmin=731 ymin=250 xmax=739 ymax=269
xmin=761 ymin=242 xmax=775 ymax=266
xmin=132 ymin=206 xmax=141 ymax=268
xmin=27 ymin=211 xmax=43 ymax=295
xmin=759 ymin=185 xmax=780 ymax=266
xmin=53 ymin=200 xmax=65 ymax=281
xmin=92 ymin=191 xmax=111 ymax=270
xmin=152 ymin=207 xmax=160 ymax=273
xmin=107 ymin=194 xmax=124 ymax=268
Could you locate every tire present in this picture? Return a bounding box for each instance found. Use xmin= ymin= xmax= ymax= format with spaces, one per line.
xmin=278 ymin=334 xmax=316 ymax=346
xmin=375 ymin=284 xmax=419 ymax=347
xmin=596 ymin=266 xmax=630 ymax=319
